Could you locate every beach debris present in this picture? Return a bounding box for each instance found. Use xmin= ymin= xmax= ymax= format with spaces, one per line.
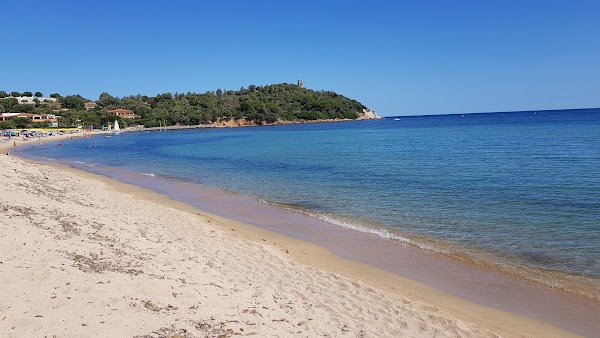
xmin=141 ymin=300 xmax=178 ymax=313
xmin=133 ymin=325 xmax=195 ymax=338
xmin=133 ymin=319 xmax=240 ymax=338
xmin=242 ymin=308 xmax=263 ymax=318
xmin=67 ymin=252 xmax=143 ymax=275
xmin=193 ymin=319 xmax=237 ymax=337
xmin=69 ymin=253 xmax=111 ymax=273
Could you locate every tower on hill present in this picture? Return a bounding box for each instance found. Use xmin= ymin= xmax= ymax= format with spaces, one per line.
xmin=298 ymin=80 xmax=304 ymax=89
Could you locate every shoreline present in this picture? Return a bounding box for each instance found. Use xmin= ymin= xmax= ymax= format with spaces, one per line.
xmin=4 ymin=150 xmax=599 ymax=336
xmin=266 ymin=201 xmax=600 ymax=301
xmin=115 ymin=116 xmax=383 ymax=132
xmin=0 ymin=154 xmax=578 ymax=337
xmin=0 ymin=115 xmax=382 ymax=152
xmin=34 ymin=158 xmax=600 ymax=336
xmin=9 ymin=134 xmax=599 ymax=301
xmin=0 ymin=129 xmax=113 ymax=155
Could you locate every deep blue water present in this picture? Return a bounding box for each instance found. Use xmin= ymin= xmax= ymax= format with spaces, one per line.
xmin=18 ymin=109 xmax=600 ymax=279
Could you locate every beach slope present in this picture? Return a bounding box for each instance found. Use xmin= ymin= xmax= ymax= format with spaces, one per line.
xmin=0 ymin=155 xmax=573 ymax=337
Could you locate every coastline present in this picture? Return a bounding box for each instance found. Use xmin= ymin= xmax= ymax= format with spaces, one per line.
xmin=1 ymin=151 xmax=596 ymax=336
xmin=119 ymin=114 xmax=384 ymax=132
xmin=0 ymin=129 xmax=111 ymax=155
xmin=28 ymin=156 xmax=599 ymax=336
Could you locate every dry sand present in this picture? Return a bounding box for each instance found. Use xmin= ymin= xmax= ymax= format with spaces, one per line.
xmin=0 ymin=154 xmax=579 ymax=337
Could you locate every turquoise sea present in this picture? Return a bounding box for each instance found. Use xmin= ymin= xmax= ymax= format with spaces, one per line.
xmin=17 ymin=109 xmax=600 ymax=294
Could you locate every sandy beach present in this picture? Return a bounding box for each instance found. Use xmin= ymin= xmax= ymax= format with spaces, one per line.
xmin=0 ymin=147 xmax=586 ymax=336
xmin=0 ymin=130 xmax=103 ymax=155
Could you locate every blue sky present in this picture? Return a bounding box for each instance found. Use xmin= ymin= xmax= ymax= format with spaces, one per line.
xmin=1 ymin=0 xmax=599 ymax=116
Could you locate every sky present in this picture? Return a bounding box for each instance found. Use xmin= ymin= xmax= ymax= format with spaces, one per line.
xmin=1 ymin=0 xmax=599 ymax=116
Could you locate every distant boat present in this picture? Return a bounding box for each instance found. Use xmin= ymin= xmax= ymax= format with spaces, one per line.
xmin=113 ymin=120 xmax=121 ymax=134
xmin=394 ymin=118 xmax=401 ymax=121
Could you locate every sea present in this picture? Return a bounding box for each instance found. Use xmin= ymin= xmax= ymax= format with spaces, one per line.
xmin=16 ymin=108 xmax=600 ymax=298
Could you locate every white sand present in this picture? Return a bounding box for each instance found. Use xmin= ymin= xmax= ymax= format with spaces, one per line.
xmin=0 ymin=154 xmax=575 ymax=337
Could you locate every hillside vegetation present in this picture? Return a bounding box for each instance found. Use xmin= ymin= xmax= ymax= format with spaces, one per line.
xmin=1 ymin=83 xmax=373 ymax=129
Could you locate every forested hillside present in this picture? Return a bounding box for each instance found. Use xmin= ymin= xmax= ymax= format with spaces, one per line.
xmin=1 ymin=83 xmax=373 ymax=129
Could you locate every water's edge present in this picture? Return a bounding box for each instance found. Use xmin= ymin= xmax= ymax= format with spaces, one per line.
xmin=16 ymin=141 xmax=600 ymax=300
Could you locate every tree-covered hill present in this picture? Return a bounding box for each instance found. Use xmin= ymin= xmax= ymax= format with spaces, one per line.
xmin=1 ymin=83 xmax=377 ymax=129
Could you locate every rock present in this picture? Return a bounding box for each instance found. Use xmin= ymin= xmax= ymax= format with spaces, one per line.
xmin=358 ymin=109 xmax=383 ymax=120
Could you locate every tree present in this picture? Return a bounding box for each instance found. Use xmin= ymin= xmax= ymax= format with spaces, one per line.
xmin=0 ymin=97 xmax=18 ymax=110
xmin=97 ymin=92 xmax=119 ymax=107
xmin=34 ymin=91 xmax=43 ymax=97
xmin=33 ymin=106 xmax=53 ymax=115
xmin=0 ymin=121 xmax=11 ymax=129
xmin=22 ymin=91 xmax=33 ymax=97
xmin=10 ymin=104 xmax=34 ymax=113
xmin=155 ymin=93 xmax=173 ymax=101
xmin=216 ymin=88 xmax=223 ymax=96
xmin=57 ymin=111 xmax=84 ymax=128
xmin=0 ymin=91 xmax=8 ymax=98
xmin=10 ymin=91 xmax=21 ymax=97
xmin=61 ymin=95 xmax=85 ymax=109
xmin=13 ymin=117 xmax=32 ymax=129
xmin=50 ymin=93 xmax=61 ymax=98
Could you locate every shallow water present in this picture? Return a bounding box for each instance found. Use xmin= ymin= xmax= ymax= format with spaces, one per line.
xmin=17 ymin=109 xmax=600 ymax=287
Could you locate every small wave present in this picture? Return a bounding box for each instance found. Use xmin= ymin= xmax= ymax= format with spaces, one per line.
xmin=315 ymin=214 xmax=441 ymax=252
xmin=141 ymin=172 xmax=156 ymax=177
xmin=85 ymin=163 xmax=96 ymax=167
xmin=74 ymin=161 xmax=85 ymax=164
xmin=259 ymin=199 xmax=444 ymax=253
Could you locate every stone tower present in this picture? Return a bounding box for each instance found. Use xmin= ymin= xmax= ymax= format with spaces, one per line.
xmin=298 ymin=80 xmax=304 ymax=89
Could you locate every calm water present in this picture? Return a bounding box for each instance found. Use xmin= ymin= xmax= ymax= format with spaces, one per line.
xmin=18 ymin=109 xmax=600 ymax=282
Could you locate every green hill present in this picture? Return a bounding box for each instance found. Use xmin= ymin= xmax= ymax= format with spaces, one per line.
xmin=1 ymin=83 xmax=378 ymax=129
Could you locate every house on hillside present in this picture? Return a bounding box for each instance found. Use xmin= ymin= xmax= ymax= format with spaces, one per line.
xmin=105 ymin=108 xmax=139 ymax=119
xmin=0 ymin=113 xmax=22 ymax=121
xmin=0 ymin=113 xmax=59 ymax=127
xmin=84 ymin=102 xmax=97 ymax=110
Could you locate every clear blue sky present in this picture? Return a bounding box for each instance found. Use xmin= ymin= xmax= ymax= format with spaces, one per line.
xmin=1 ymin=0 xmax=599 ymax=116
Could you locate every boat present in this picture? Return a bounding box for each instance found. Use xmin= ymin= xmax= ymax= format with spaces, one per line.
xmin=113 ymin=120 xmax=121 ymax=134
xmin=394 ymin=118 xmax=401 ymax=121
